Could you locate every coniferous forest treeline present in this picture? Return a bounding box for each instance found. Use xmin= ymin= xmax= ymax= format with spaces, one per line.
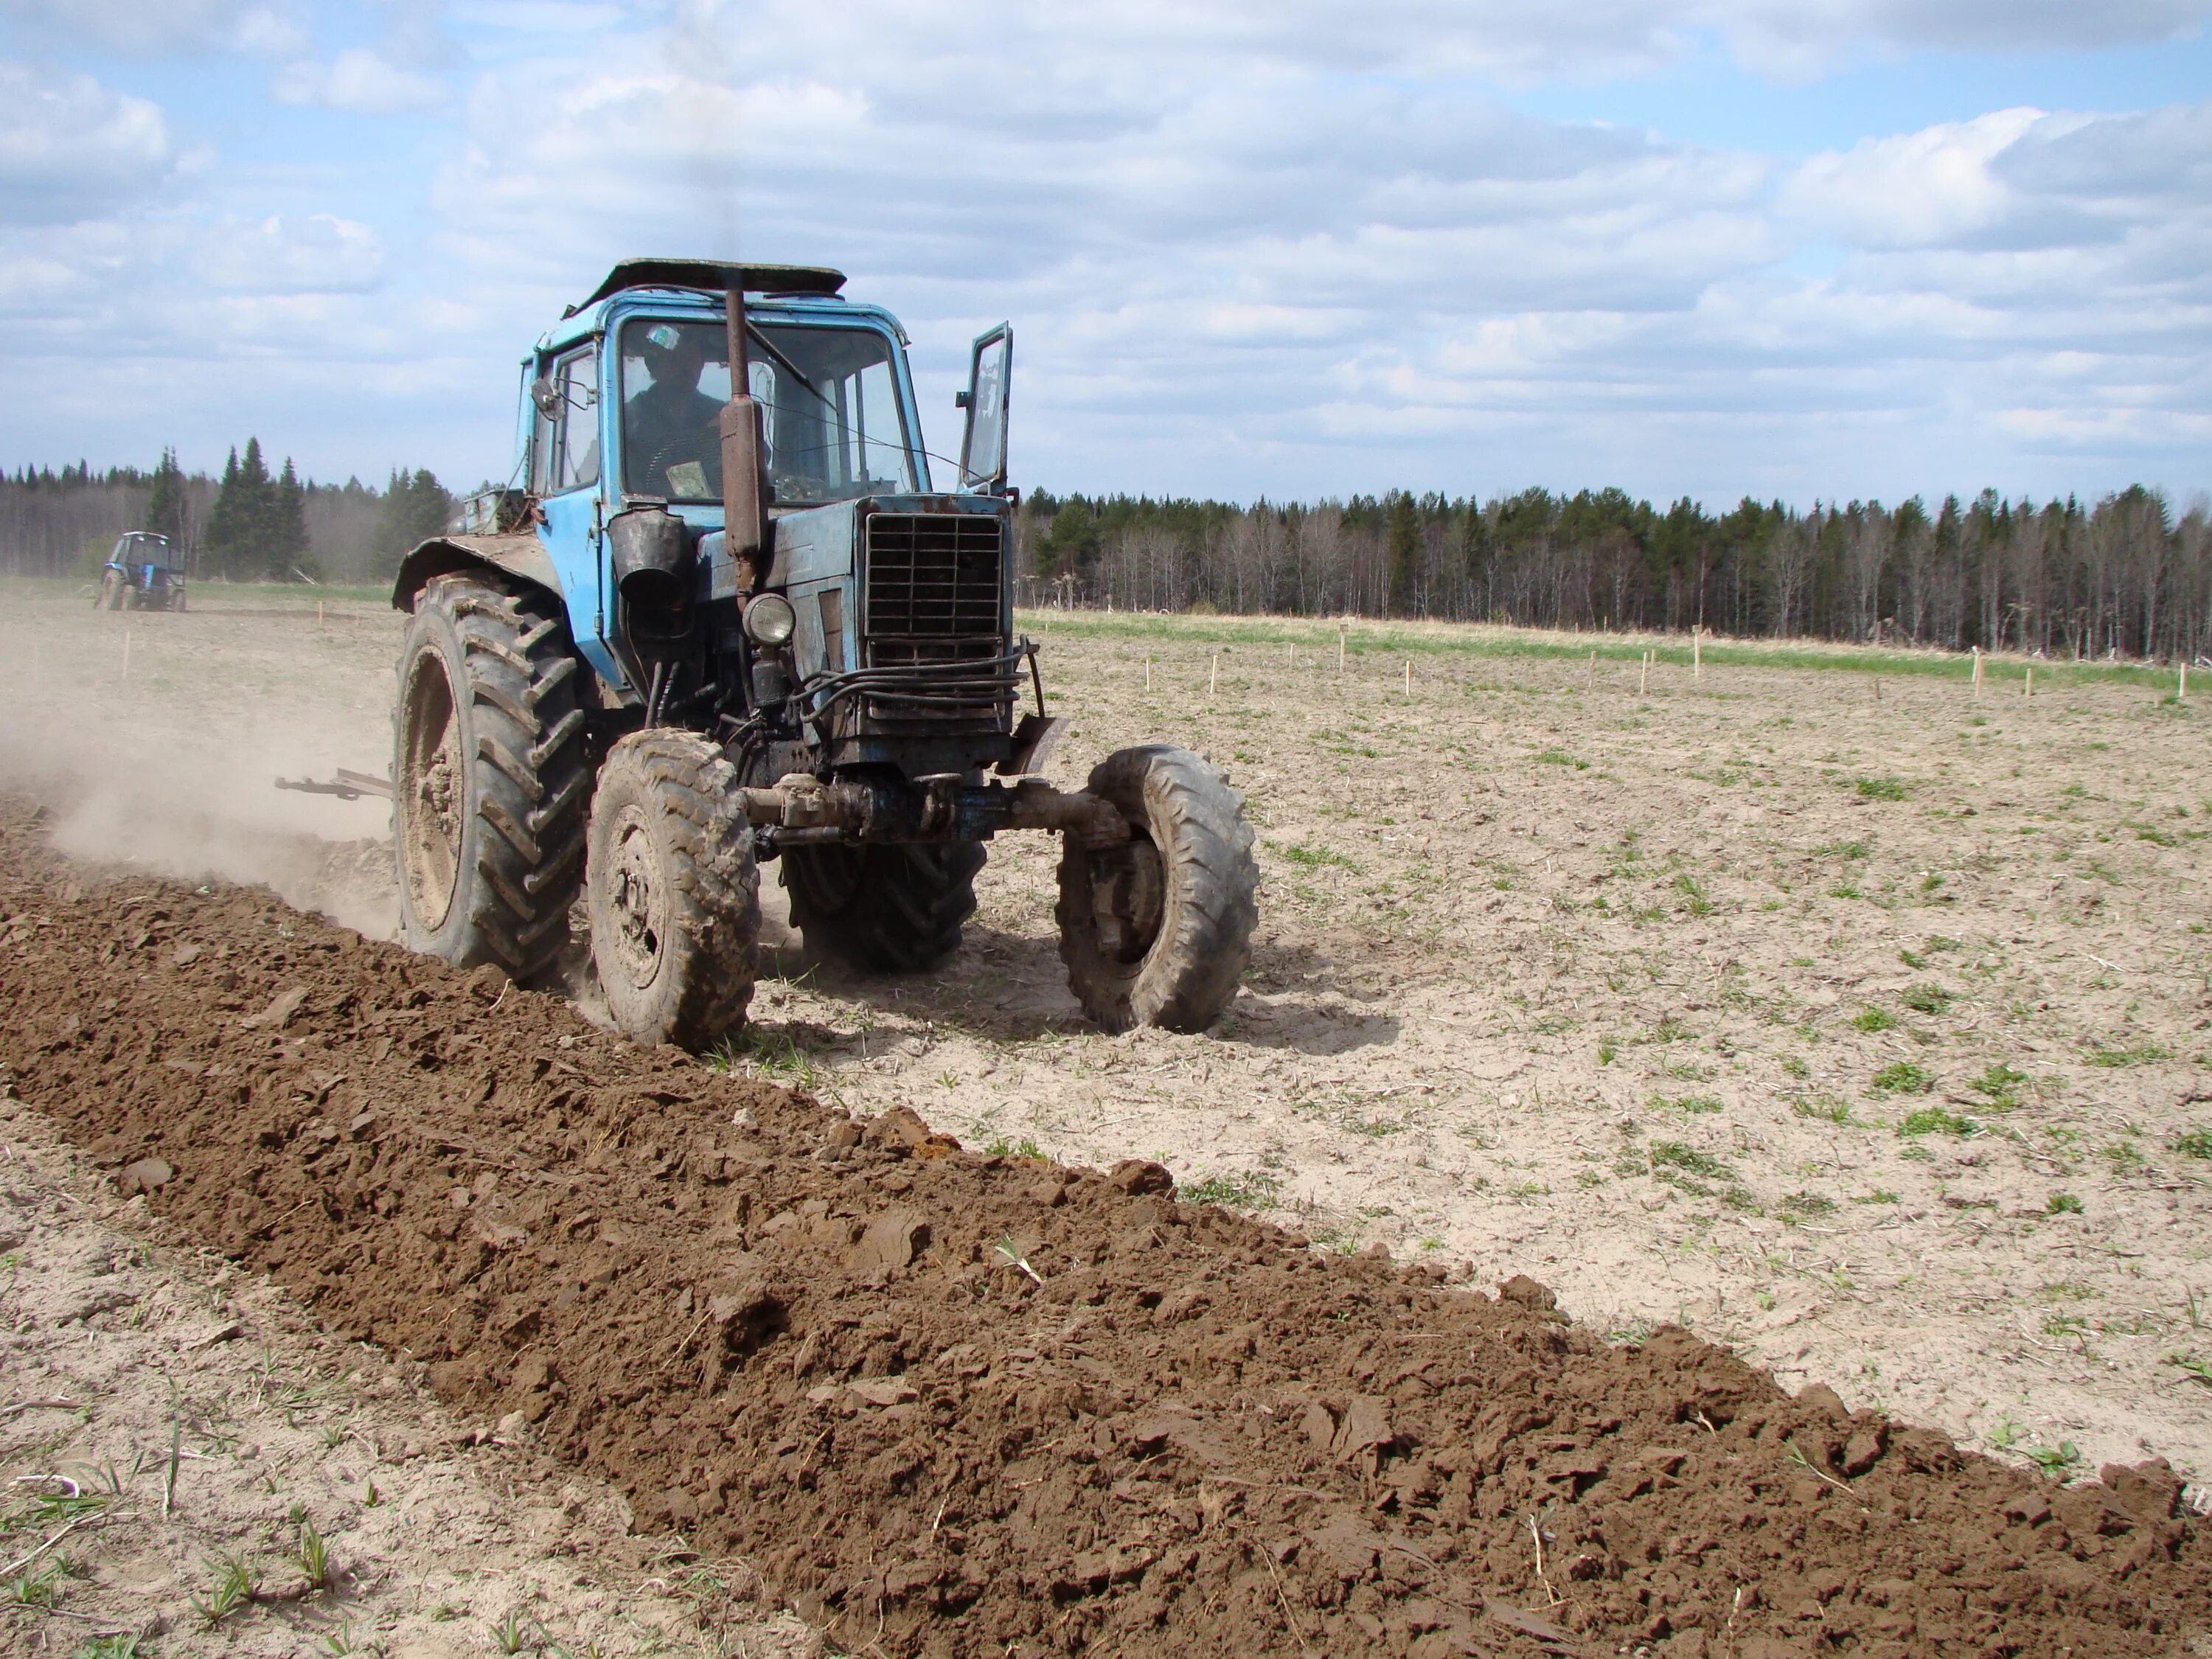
xmin=1016 ymin=486 xmax=2212 ymax=661
xmin=0 ymin=453 xmax=453 ymax=588
xmin=7 ymin=457 xmax=2208 ymax=659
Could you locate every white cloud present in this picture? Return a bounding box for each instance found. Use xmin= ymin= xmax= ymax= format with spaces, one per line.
xmin=645 ymin=0 xmax=2212 ymax=98
xmin=0 ymin=64 xmax=176 ymax=225
xmin=452 ymin=1 xmax=621 ymax=29
xmin=1785 ymin=108 xmax=2055 ymax=248
xmin=0 ymin=0 xmax=306 ymax=57
xmin=274 ymin=46 xmax=448 ymax=113
xmin=193 ymin=212 xmax=387 ymax=291
xmin=1711 ymin=0 xmax=2212 ymax=80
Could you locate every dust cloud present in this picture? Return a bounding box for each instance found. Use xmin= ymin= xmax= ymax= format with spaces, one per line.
xmin=0 ymin=586 xmax=402 ymax=936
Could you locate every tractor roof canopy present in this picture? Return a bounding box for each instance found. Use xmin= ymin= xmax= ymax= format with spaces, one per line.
xmin=577 ymin=259 xmax=846 ymax=313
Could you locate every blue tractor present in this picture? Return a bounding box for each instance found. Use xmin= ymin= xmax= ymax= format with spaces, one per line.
xmin=97 ymin=531 xmax=185 ymax=611
xmin=389 ymin=258 xmax=1259 ymax=1050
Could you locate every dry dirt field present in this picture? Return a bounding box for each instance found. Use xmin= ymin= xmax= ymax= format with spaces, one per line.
xmin=2 ymin=578 xmax=2211 ymax=1650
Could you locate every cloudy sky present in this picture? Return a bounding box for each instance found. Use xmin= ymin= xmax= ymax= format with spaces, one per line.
xmin=2 ymin=0 xmax=2208 ymax=507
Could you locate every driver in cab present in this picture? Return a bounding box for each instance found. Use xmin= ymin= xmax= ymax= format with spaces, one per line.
xmin=625 ymin=323 xmax=725 ymax=499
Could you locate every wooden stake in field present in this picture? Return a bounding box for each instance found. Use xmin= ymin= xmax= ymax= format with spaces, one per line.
xmin=1639 ymin=651 xmax=1649 ymax=695
xmin=2180 ymin=661 xmax=2188 ymax=701
xmin=1586 ymin=650 xmax=1596 ymax=692
xmin=1875 ymin=675 xmax=1882 ymax=702
xmin=1144 ymin=656 xmax=1152 ymax=692
xmin=317 ymin=599 xmax=325 ymax=628
xmin=1338 ymin=625 xmax=1347 ymax=672
xmin=2024 ymin=664 xmax=2033 ymax=700
xmin=1972 ymin=646 xmax=1983 ymax=699
xmin=1210 ymin=654 xmax=1219 ymax=696
xmin=1692 ymin=627 xmax=1702 ymax=680
xmin=1404 ymin=659 xmax=1413 ymax=700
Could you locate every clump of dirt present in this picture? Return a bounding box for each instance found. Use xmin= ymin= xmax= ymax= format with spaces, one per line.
xmin=1 ymin=794 xmax=2205 ymax=1658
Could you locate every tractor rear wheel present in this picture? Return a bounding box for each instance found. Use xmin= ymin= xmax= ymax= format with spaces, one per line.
xmin=586 ymin=731 xmax=759 ymax=1050
xmin=1056 ymin=745 xmax=1259 ymax=1033
xmin=782 ymin=841 xmax=986 ymax=973
xmin=95 ymin=572 xmax=120 ymax=611
xmin=392 ymin=572 xmax=590 ymax=978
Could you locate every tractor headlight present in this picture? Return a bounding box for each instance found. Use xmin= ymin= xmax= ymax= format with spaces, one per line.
xmin=742 ymin=593 xmax=796 ymax=647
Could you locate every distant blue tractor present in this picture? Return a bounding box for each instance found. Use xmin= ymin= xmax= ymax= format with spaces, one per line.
xmin=97 ymin=531 xmax=185 ymax=611
xmin=388 ymin=258 xmax=1259 ymax=1050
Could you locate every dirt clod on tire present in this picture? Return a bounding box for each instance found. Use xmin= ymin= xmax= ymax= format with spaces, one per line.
xmin=1057 ymin=744 xmax=1259 ymax=1032
xmin=585 ymin=728 xmax=760 ymax=1051
xmin=392 ymin=573 xmax=589 ymax=979
xmin=783 ymin=840 xmax=985 ymax=973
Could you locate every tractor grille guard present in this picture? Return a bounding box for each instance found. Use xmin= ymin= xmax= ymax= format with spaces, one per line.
xmin=863 ymin=512 xmax=1006 ymax=651
xmin=795 ymin=639 xmax=1040 ymax=737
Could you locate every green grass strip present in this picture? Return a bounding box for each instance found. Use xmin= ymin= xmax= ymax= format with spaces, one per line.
xmin=1017 ymin=608 xmax=2180 ymax=689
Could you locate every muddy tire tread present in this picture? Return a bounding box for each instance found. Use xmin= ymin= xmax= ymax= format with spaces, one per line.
xmin=1057 ymin=745 xmax=1259 ymax=1033
xmin=394 ymin=572 xmax=589 ymax=980
xmin=588 ymin=731 xmax=759 ymax=1050
xmin=784 ymin=841 xmax=987 ymax=974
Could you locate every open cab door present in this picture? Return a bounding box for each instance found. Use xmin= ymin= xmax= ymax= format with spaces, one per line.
xmin=957 ymin=323 xmax=1012 ymax=494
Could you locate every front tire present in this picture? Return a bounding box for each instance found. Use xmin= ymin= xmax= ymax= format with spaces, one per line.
xmin=587 ymin=731 xmax=760 ymax=1051
xmin=782 ymin=841 xmax=985 ymax=973
xmin=1056 ymin=745 xmax=1259 ymax=1033
xmin=392 ymin=573 xmax=590 ymax=978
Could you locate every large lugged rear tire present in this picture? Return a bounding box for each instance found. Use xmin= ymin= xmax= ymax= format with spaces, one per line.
xmin=392 ymin=573 xmax=590 ymax=978
xmin=1056 ymin=745 xmax=1259 ymax=1033
xmin=586 ymin=731 xmax=760 ymax=1051
xmin=782 ymin=841 xmax=986 ymax=973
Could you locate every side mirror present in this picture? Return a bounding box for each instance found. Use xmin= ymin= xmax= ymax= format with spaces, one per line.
xmin=530 ymin=376 xmax=561 ymax=418
xmin=958 ymin=323 xmax=1012 ymax=493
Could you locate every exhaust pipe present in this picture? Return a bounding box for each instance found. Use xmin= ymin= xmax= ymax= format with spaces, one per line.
xmin=720 ymin=284 xmax=770 ymax=592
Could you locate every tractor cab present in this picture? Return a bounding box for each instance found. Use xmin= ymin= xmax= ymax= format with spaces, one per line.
xmin=487 ymin=260 xmax=1015 ymax=753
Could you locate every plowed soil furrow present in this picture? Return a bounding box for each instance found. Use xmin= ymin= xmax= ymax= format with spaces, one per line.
xmin=0 ymin=796 xmax=2204 ymax=1659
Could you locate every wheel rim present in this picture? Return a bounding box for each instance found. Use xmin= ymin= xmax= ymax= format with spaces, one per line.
xmin=1088 ymin=833 xmax=1166 ymax=964
xmin=603 ymin=805 xmax=669 ymax=990
xmin=398 ymin=648 xmax=464 ymax=931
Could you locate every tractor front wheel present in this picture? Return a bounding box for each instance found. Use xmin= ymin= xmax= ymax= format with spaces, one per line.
xmin=1056 ymin=745 xmax=1259 ymax=1033
xmin=392 ymin=573 xmax=590 ymax=978
xmin=586 ymin=731 xmax=760 ymax=1050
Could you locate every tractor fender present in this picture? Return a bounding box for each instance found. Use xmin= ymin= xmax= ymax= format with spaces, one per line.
xmin=391 ymin=532 xmax=563 ymax=614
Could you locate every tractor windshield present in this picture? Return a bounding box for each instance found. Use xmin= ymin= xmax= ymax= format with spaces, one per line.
xmin=112 ymin=533 xmax=174 ymax=568
xmin=619 ymin=318 xmax=919 ymax=507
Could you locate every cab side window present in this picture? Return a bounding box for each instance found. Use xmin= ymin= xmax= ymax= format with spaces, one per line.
xmin=530 ymin=346 xmax=600 ymax=495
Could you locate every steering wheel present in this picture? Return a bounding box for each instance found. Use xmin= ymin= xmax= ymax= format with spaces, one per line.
xmin=645 ymin=421 xmax=720 ymax=498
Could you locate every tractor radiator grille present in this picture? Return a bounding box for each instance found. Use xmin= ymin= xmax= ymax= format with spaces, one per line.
xmin=863 ymin=513 xmax=1006 ymax=667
